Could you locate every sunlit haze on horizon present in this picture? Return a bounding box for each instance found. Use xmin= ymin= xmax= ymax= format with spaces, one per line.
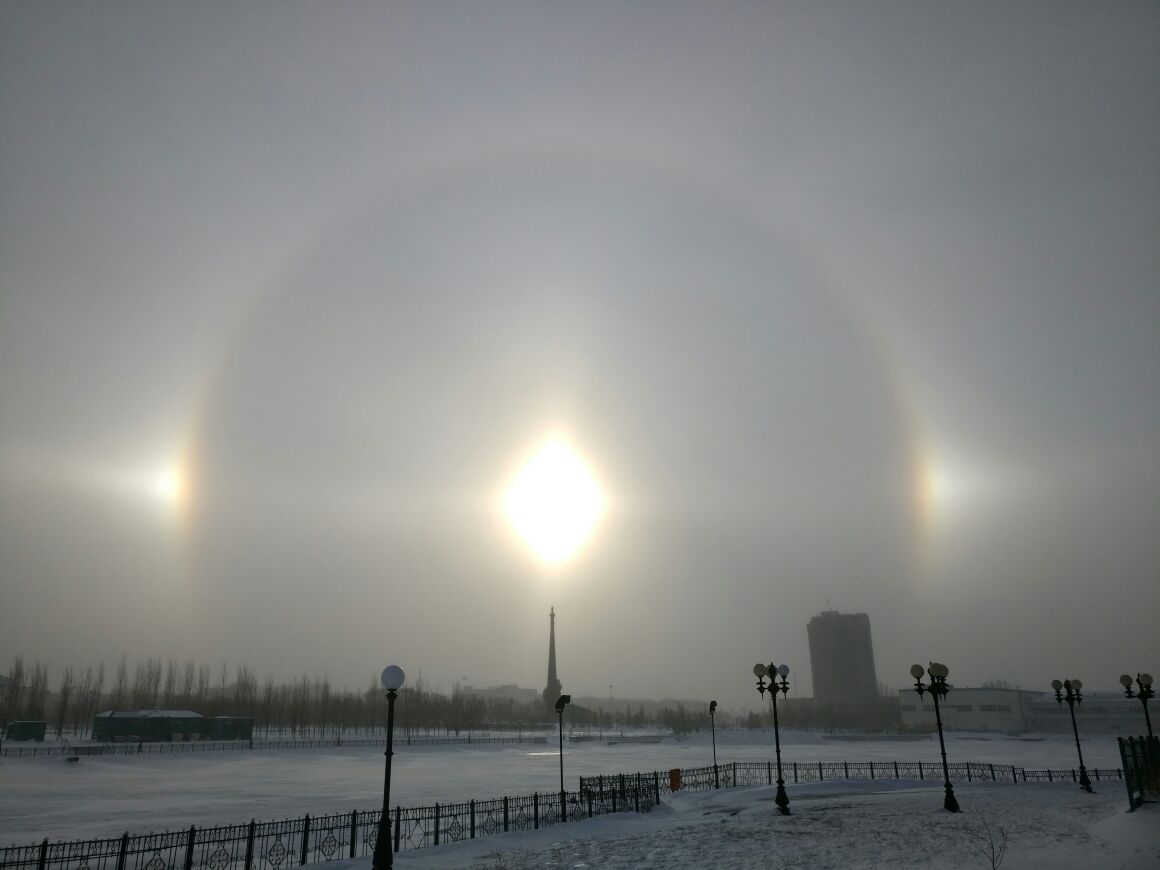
xmin=1 ymin=2 xmax=1157 ymax=711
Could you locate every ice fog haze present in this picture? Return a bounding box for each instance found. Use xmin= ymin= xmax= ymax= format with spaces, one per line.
xmin=1 ymin=2 xmax=1157 ymax=709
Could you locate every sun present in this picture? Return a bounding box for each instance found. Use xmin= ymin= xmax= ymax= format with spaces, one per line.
xmin=152 ymin=460 xmax=189 ymax=516
xmin=503 ymin=440 xmax=603 ymax=566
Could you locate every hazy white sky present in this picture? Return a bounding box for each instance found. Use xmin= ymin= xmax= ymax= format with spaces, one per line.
xmin=1 ymin=2 xmax=1157 ymax=710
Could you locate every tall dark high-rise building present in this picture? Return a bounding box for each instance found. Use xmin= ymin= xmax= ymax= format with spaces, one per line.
xmin=542 ymin=606 xmax=563 ymax=706
xmin=807 ymin=610 xmax=878 ymax=701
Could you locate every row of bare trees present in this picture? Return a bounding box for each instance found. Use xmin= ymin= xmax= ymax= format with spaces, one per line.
xmin=4 ymin=654 xmax=770 ymax=740
xmin=4 ymin=655 xmax=665 ymax=739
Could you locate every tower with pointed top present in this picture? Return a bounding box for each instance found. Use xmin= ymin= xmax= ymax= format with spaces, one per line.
xmin=543 ymin=607 xmax=563 ymax=706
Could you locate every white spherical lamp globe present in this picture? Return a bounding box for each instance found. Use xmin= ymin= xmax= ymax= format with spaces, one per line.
xmin=381 ymin=665 xmax=406 ymax=691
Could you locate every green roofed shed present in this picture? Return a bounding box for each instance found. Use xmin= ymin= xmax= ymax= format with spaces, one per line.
xmin=91 ymin=710 xmax=208 ymax=742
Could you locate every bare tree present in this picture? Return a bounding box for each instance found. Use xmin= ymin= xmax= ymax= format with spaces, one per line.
xmin=972 ymin=810 xmax=1009 ymax=869
xmin=54 ymin=667 xmax=75 ymax=737
xmin=179 ymin=661 xmax=196 ymax=708
xmin=234 ymin=666 xmax=257 ymax=715
xmin=25 ymin=661 xmax=48 ymax=720
xmin=6 ymin=655 xmax=26 ymax=720
xmin=162 ymin=660 xmax=178 ymax=708
xmin=194 ymin=664 xmax=211 ymax=711
xmin=110 ymin=656 xmax=128 ymax=709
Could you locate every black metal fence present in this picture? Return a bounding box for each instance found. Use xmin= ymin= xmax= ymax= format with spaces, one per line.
xmin=580 ymin=759 xmax=1124 ymax=796
xmin=0 ymin=735 xmax=546 ymax=759
xmin=2 ymin=757 xmax=1125 ymax=870
xmin=1118 ymin=735 xmax=1160 ymax=811
xmin=0 ymin=779 xmax=660 ymax=870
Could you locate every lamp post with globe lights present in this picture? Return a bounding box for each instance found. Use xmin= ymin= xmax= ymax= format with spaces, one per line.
xmin=1052 ymin=678 xmax=1092 ymax=793
xmin=555 ymin=694 xmax=571 ymax=815
xmin=1119 ymin=673 xmax=1154 ymax=738
xmin=910 ymin=662 xmax=960 ymax=812
xmin=753 ymin=663 xmax=790 ymax=814
xmin=371 ymin=665 xmax=405 ymax=870
xmin=709 ymin=700 xmax=719 ymax=789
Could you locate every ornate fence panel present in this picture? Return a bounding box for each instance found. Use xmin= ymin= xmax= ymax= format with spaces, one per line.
xmin=1118 ymin=735 xmax=1160 ymax=811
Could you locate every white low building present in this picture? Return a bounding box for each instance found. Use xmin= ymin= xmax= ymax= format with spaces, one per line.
xmin=898 ymin=686 xmax=1149 ymax=735
xmin=898 ymin=688 xmax=1040 ymax=733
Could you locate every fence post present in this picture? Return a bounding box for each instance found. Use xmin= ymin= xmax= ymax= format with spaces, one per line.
xmin=654 ymin=770 xmax=660 ymax=804
xmin=894 ymin=761 xmax=899 ymax=779
xmin=818 ymin=761 xmax=823 ymax=781
xmin=767 ymin=761 xmax=772 ymax=785
xmin=1071 ymin=769 xmax=1077 ymax=783
xmin=470 ymin=800 xmax=476 ymax=838
xmin=1047 ymin=770 xmax=1053 ymax=782
xmin=348 ymin=811 xmax=357 ymax=858
xmin=245 ymin=820 xmax=256 ymax=870
xmin=793 ymin=761 xmax=798 ymax=783
xmin=184 ymin=826 xmax=196 ymax=870
xmin=37 ymin=838 xmax=49 ymax=870
xmin=503 ymin=796 xmax=509 ymax=832
xmin=300 ymin=814 xmax=310 ymax=866
xmin=588 ymin=792 xmax=593 ymax=818
xmin=434 ymin=803 xmax=440 ymax=846
xmin=966 ymin=764 xmax=972 ymax=782
xmin=393 ymin=805 xmax=401 ymax=854
xmin=870 ymin=762 xmax=875 ymax=780
xmin=116 ymin=833 xmax=129 ymax=870
xmin=989 ymin=764 xmax=995 ymax=781
xmin=919 ymin=762 xmax=924 ymax=781
xmin=533 ymin=793 xmax=539 ymax=830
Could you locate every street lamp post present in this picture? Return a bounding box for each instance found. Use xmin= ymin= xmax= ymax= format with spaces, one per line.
xmin=753 ymin=663 xmax=790 ymax=815
xmin=1119 ymin=673 xmax=1154 ymax=738
xmin=555 ymin=694 xmax=571 ymax=818
xmin=910 ymin=662 xmax=960 ymax=813
xmin=1052 ymin=678 xmax=1093 ymax=792
xmin=372 ymin=665 xmax=405 ymax=870
xmin=709 ymin=700 xmax=719 ymax=789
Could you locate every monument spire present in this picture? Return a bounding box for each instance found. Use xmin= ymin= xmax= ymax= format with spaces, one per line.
xmin=543 ymin=606 xmax=562 ymax=706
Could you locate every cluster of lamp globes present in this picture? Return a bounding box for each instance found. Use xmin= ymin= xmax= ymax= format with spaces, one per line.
xmin=752 ymin=662 xmax=790 ymax=683
xmin=1120 ymin=672 xmax=1154 ymax=698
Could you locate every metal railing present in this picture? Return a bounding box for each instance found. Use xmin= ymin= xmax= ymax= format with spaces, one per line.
xmin=581 ymin=759 xmax=1124 ymax=796
xmin=2 ymin=756 xmax=1124 ymax=870
xmin=0 ymin=781 xmax=659 ymax=870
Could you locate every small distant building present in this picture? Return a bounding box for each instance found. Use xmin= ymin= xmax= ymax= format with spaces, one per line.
xmin=898 ymin=688 xmax=1039 ymax=732
xmin=92 ymin=710 xmax=207 ymax=742
xmin=5 ymin=720 xmax=48 ymax=742
xmin=898 ymin=687 xmax=1147 ymax=735
xmin=208 ymin=716 xmax=255 ymax=741
xmin=1025 ymin=690 xmax=1145 ymax=736
xmin=91 ymin=711 xmax=255 ymax=742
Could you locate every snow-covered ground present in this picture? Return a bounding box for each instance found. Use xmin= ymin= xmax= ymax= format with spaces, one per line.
xmin=382 ymin=781 xmax=1160 ymax=870
xmin=0 ymin=730 xmax=1134 ymax=848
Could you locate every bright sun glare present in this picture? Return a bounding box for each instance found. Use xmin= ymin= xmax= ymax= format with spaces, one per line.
xmin=503 ymin=440 xmax=603 ymax=566
xmin=152 ymin=462 xmax=188 ymax=514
